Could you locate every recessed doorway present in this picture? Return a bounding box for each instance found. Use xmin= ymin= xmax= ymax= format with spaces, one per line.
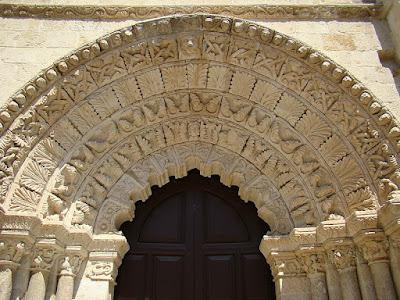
xmin=114 ymin=170 xmax=275 ymax=300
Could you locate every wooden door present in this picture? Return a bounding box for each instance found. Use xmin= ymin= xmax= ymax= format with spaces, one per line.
xmin=114 ymin=170 xmax=275 ymax=300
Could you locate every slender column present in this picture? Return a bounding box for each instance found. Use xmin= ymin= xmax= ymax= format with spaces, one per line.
xmin=56 ymin=257 xmax=74 ymax=300
xmin=327 ymin=245 xmax=361 ymax=300
xmin=378 ymin=197 xmax=400 ymax=297
xmin=0 ymin=241 xmax=26 ymax=300
xmin=360 ymin=236 xmax=397 ymax=300
xmin=0 ymin=266 xmax=13 ymax=300
xmin=268 ymin=253 xmax=311 ymax=300
xmin=355 ymin=248 xmax=376 ymax=300
xmin=25 ymin=270 xmax=48 ymax=300
xmin=25 ymin=243 xmax=60 ymax=300
xmin=11 ymin=255 xmax=31 ymax=300
xmin=389 ymin=239 xmax=400 ymax=297
xmin=299 ymin=252 xmax=328 ymax=300
xmin=75 ymin=252 xmax=120 ymax=300
xmin=324 ymin=262 xmax=342 ymax=299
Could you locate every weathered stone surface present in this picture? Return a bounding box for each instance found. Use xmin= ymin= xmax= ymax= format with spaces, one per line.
xmin=0 ymin=11 xmax=399 ymax=300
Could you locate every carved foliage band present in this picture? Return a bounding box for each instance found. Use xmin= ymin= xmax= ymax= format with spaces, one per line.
xmin=0 ymin=14 xmax=398 ymax=236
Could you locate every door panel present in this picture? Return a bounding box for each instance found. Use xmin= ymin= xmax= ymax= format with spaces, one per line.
xmin=242 ymin=254 xmax=273 ymax=300
xmin=139 ymin=194 xmax=186 ymax=243
xmin=114 ymin=170 xmax=275 ymax=300
xmin=203 ymin=193 xmax=248 ymax=243
xmin=154 ymin=256 xmax=184 ymax=300
xmin=116 ymin=255 xmax=147 ymax=300
xmin=205 ymin=255 xmax=235 ymax=300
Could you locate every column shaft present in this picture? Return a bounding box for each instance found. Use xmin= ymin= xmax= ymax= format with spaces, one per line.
xmin=308 ymin=273 xmax=328 ymax=300
xmin=356 ymin=258 xmax=376 ymax=300
xmin=389 ymin=243 xmax=400 ymax=298
xmin=0 ymin=267 xmax=12 ymax=300
xmin=325 ymin=263 xmax=342 ymax=300
xmin=370 ymin=261 xmax=397 ymax=300
xmin=338 ymin=267 xmax=361 ymax=300
xmin=275 ymin=275 xmax=311 ymax=300
xmin=11 ymin=256 xmax=31 ymax=300
xmin=25 ymin=271 xmax=47 ymax=300
xmin=56 ymin=275 xmax=74 ymax=300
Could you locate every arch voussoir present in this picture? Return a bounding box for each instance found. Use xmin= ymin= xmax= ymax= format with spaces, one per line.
xmin=0 ymin=13 xmax=400 ymax=300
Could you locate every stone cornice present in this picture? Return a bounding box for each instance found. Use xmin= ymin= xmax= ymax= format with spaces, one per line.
xmin=0 ymin=3 xmax=382 ymax=21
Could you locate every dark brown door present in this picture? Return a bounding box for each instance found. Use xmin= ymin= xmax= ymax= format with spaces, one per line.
xmin=114 ymin=170 xmax=275 ymax=300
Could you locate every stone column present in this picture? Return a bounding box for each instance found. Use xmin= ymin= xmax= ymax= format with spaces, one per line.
xmin=389 ymin=238 xmax=400 ymax=297
xmin=324 ymin=262 xmax=342 ymax=300
xmin=299 ymin=252 xmax=328 ymax=300
xmin=74 ymin=252 xmax=121 ymax=300
xmin=25 ymin=269 xmax=48 ymax=300
xmin=355 ymin=248 xmax=376 ymax=300
xmin=327 ymin=245 xmax=361 ymax=300
xmin=25 ymin=242 xmax=60 ymax=300
xmin=267 ymin=253 xmax=311 ymax=300
xmin=359 ymin=235 xmax=397 ymax=300
xmin=0 ymin=241 xmax=25 ymax=300
xmin=56 ymin=257 xmax=74 ymax=300
xmin=0 ymin=265 xmax=13 ymax=300
xmin=11 ymin=255 xmax=31 ymax=300
xmin=378 ymin=196 xmax=400 ymax=297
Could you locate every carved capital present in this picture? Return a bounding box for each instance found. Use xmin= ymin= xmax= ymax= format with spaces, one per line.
xmin=267 ymin=252 xmax=304 ymax=278
xmin=0 ymin=239 xmax=26 ymax=269
xmin=85 ymin=251 xmax=121 ymax=283
xmin=58 ymin=257 xmax=74 ymax=277
xmin=58 ymin=254 xmax=85 ymax=277
xmin=390 ymin=237 xmax=400 ymax=249
xmin=31 ymin=240 xmax=63 ymax=272
xmin=327 ymin=244 xmax=357 ymax=271
xmin=359 ymin=237 xmax=390 ymax=264
xmin=86 ymin=261 xmax=117 ymax=282
xmin=298 ymin=251 xmax=326 ymax=274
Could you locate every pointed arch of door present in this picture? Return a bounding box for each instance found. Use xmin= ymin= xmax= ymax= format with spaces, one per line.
xmin=114 ymin=169 xmax=275 ymax=300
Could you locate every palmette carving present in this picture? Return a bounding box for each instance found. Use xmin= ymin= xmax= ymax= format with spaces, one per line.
xmin=0 ymin=15 xmax=398 ymax=244
xmin=0 ymin=15 xmax=398 ymax=300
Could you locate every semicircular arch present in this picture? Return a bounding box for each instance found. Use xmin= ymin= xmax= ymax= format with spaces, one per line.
xmin=1 ymin=14 xmax=399 ymax=236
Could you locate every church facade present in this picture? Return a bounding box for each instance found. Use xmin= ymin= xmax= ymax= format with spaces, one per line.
xmin=0 ymin=1 xmax=400 ymax=299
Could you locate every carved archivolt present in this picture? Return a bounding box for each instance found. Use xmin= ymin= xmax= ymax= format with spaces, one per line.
xmin=0 ymin=14 xmax=399 ymax=237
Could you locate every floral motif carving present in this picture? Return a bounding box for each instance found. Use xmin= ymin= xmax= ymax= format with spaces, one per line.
xmin=0 ymin=4 xmax=381 ymax=21
xmin=0 ymin=15 xmax=397 ymax=254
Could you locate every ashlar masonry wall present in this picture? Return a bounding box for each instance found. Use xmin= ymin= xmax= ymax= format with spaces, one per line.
xmin=0 ymin=10 xmax=399 ymax=117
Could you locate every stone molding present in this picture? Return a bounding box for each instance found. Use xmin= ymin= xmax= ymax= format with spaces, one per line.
xmin=0 ymin=15 xmax=399 ymax=239
xmin=0 ymin=3 xmax=382 ymax=21
xmin=0 ymin=13 xmax=399 ymax=299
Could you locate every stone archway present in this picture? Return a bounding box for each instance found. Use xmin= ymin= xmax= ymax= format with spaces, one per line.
xmin=0 ymin=13 xmax=399 ymax=300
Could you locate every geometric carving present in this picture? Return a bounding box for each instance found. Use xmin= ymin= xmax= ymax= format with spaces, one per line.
xmin=121 ymin=41 xmax=152 ymax=73
xmin=0 ymin=14 xmax=398 ymax=240
xmin=0 ymin=14 xmax=398 ymax=300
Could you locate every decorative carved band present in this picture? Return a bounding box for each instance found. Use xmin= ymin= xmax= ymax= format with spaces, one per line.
xmin=0 ymin=3 xmax=382 ymax=21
